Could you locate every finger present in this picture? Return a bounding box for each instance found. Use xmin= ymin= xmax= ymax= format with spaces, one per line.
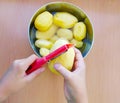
xmin=23 ymin=54 xmax=38 ymax=70
xmin=24 ymin=67 xmax=45 ymax=82
xmin=73 ymin=48 xmax=85 ymax=72
xmin=54 ymin=63 xmax=71 ymax=79
xmin=73 ymin=60 xmax=81 ymax=69
xmin=74 ymin=48 xmax=84 ymax=65
xmin=74 ymin=48 xmax=83 ymax=61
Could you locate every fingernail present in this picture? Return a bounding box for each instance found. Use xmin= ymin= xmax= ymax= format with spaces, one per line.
xmin=54 ymin=63 xmax=60 ymax=69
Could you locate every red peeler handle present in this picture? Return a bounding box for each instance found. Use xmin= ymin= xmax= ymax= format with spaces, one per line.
xmin=26 ymin=57 xmax=47 ymax=75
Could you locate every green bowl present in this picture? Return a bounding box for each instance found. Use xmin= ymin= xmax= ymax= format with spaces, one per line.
xmin=28 ymin=2 xmax=94 ymax=57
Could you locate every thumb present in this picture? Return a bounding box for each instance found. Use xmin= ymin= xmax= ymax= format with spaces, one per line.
xmin=54 ymin=63 xmax=71 ymax=79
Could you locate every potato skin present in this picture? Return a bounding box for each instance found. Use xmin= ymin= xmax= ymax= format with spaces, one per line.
xmin=53 ymin=12 xmax=78 ymax=28
xmin=34 ymin=11 xmax=53 ymax=31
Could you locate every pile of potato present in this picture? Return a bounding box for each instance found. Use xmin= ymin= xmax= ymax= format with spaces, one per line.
xmin=34 ymin=11 xmax=86 ymax=56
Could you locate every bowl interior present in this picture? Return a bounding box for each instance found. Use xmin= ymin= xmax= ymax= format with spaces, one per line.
xmin=29 ymin=2 xmax=94 ymax=57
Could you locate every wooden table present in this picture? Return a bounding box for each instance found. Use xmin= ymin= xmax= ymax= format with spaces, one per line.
xmin=0 ymin=0 xmax=120 ymax=103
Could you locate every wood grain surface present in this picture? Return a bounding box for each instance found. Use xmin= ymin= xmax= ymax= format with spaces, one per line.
xmin=0 ymin=0 xmax=120 ymax=103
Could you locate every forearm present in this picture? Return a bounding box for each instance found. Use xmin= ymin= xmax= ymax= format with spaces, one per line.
xmin=67 ymin=95 xmax=88 ymax=103
xmin=0 ymin=80 xmax=9 ymax=102
xmin=66 ymin=87 xmax=88 ymax=103
xmin=0 ymin=90 xmax=7 ymax=102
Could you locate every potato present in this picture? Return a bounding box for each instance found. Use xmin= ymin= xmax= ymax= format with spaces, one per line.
xmin=48 ymin=39 xmax=75 ymax=74
xmin=57 ymin=28 xmax=73 ymax=40
xmin=49 ymin=35 xmax=59 ymax=43
xmin=73 ymin=22 xmax=86 ymax=41
xmin=70 ymin=39 xmax=83 ymax=48
xmin=53 ymin=12 xmax=78 ymax=28
xmin=36 ymin=24 xmax=58 ymax=40
xmin=50 ymin=38 xmax=68 ymax=52
xmin=39 ymin=48 xmax=50 ymax=56
xmin=34 ymin=11 xmax=53 ymax=31
xmin=35 ymin=39 xmax=53 ymax=49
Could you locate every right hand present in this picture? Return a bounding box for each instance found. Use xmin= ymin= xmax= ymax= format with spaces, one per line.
xmin=54 ymin=48 xmax=88 ymax=103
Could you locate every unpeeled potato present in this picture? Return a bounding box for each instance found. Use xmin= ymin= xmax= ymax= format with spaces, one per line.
xmin=36 ymin=24 xmax=58 ymax=40
xmin=34 ymin=11 xmax=53 ymax=31
xmin=53 ymin=12 xmax=78 ymax=28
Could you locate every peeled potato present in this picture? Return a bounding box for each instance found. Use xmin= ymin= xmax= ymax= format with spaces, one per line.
xmin=53 ymin=12 xmax=78 ymax=28
xmin=57 ymin=28 xmax=73 ymax=40
xmin=48 ymin=39 xmax=75 ymax=74
xmin=35 ymin=39 xmax=53 ymax=49
xmin=34 ymin=11 xmax=53 ymax=31
xmin=39 ymin=48 xmax=50 ymax=56
xmin=49 ymin=35 xmax=59 ymax=43
xmin=50 ymin=38 xmax=68 ymax=52
xmin=36 ymin=24 xmax=58 ymax=40
xmin=73 ymin=22 xmax=86 ymax=41
xmin=70 ymin=39 xmax=83 ymax=48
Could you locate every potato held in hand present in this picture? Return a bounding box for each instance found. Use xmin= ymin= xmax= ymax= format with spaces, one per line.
xmin=34 ymin=11 xmax=53 ymax=31
xmin=53 ymin=12 xmax=78 ymax=28
xmin=48 ymin=39 xmax=75 ymax=74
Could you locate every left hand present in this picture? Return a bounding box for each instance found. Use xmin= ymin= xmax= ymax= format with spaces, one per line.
xmin=0 ymin=54 xmax=45 ymax=102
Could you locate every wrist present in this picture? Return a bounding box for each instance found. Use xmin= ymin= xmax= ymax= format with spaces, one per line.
xmin=67 ymin=96 xmax=88 ymax=103
xmin=67 ymin=89 xmax=88 ymax=103
xmin=75 ymin=90 xmax=88 ymax=103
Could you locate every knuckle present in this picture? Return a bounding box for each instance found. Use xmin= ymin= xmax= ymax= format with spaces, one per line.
xmin=13 ymin=61 xmax=24 ymax=70
xmin=13 ymin=60 xmax=20 ymax=67
xmin=13 ymin=60 xmax=19 ymax=65
xmin=12 ymin=60 xmax=25 ymax=73
xmin=17 ymin=62 xmax=24 ymax=68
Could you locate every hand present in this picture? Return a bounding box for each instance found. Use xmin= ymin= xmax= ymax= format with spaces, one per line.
xmin=0 ymin=54 xmax=45 ymax=102
xmin=54 ymin=48 xmax=88 ymax=103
